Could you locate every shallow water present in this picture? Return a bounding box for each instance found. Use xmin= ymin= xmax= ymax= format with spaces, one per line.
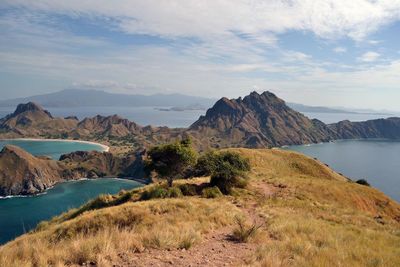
xmin=284 ymin=139 xmax=400 ymax=202
xmin=0 ymin=139 xmax=106 ymax=160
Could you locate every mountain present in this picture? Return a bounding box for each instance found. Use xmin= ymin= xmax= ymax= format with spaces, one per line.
xmin=0 ymin=146 xmax=146 ymax=196
xmin=328 ymin=118 xmax=400 ymax=139
xmin=0 ymin=145 xmax=65 ymax=195
xmin=288 ymin=102 xmax=392 ymax=115
xmin=0 ymin=89 xmax=216 ymax=108
xmin=0 ymin=91 xmax=399 ymax=151
xmin=188 ymin=91 xmax=335 ymax=148
xmin=0 ymin=102 xmax=78 ymax=138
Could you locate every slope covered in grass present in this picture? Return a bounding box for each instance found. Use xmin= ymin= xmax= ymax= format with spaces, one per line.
xmin=0 ymin=149 xmax=399 ymax=267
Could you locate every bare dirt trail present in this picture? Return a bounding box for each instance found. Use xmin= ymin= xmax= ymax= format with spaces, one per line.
xmin=111 ymin=182 xmax=280 ymax=267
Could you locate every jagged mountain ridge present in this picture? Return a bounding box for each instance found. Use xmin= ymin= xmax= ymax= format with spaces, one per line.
xmin=0 ymin=92 xmax=399 ymax=150
xmin=188 ymin=91 xmax=336 ymax=148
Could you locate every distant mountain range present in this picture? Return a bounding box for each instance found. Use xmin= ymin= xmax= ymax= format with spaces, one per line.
xmin=287 ymin=102 xmax=392 ymax=115
xmin=1 ymin=91 xmax=399 ymax=150
xmin=0 ymin=89 xmax=391 ymax=116
xmin=0 ymin=89 xmax=216 ymax=108
xmin=1 ymin=91 xmax=400 ymax=195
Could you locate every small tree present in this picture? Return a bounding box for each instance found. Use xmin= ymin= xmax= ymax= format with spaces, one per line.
xmin=196 ymin=151 xmax=251 ymax=194
xmin=145 ymin=139 xmax=197 ymax=187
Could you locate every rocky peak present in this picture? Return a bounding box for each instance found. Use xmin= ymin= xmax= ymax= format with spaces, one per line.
xmin=0 ymin=145 xmax=35 ymax=160
xmin=13 ymin=102 xmax=53 ymax=118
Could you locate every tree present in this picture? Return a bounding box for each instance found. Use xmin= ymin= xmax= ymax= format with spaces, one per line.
xmin=196 ymin=151 xmax=251 ymax=194
xmin=145 ymin=139 xmax=197 ymax=187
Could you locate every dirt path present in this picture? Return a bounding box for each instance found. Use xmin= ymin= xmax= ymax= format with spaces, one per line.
xmin=111 ymin=182 xmax=279 ymax=267
xmin=112 ymin=227 xmax=255 ymax=267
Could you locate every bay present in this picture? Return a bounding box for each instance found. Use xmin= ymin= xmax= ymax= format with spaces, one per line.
xmin=284 ymin=139 xmax=400 ymax=202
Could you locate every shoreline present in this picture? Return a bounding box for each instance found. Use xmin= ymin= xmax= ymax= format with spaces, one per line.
xmin=0 ymin=177 xmax=145 ymax=199
xmin=0 ymin=138 xmax=110 ymax=152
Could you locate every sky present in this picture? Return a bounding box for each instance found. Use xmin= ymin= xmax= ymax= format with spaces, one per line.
xmin=0 ymin=1 xmax=400 ymax=111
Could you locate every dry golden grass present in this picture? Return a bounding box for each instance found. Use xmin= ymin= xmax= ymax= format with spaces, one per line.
xmin=0 ymin=148 xmax=399 ymax=267
xmin=231 ymin=148 xmax=400 ymax=267
xmin=0 ymin=198 xmax=240 ymax=267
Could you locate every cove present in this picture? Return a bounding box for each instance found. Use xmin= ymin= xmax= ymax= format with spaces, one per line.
xmin=0 ymin=178 xmax=142 ymax=244
xmin=0 ymin=139 xmax=108 ymax=160
xmin=284 ymin=139 xmax=400 ymax=202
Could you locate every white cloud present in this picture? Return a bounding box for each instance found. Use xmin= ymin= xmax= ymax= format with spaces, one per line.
xmin=358 ymin=51 xmax=380 ymax=62
xmin=333 ymin=47 xmax=347 ymax=53
xmin=2 ymin=0 xmax=400 ymax=41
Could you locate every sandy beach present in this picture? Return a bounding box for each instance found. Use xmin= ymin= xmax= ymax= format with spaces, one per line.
xmin=0 ymin=138 xmax=110 ymax=152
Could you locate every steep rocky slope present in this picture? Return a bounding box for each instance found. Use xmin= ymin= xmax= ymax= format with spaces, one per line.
xmin=0 ymin=145 xmax=65 ymax=195
xmin=189 ymin=91 xmax=335 ymax=148
xmin=0 ymin=102 xmax=78 ymax=138
xmin=329 ymin=117 xmax=400 ymax=139
xmin=0 ymin=92 xmax=399 ymax=151
xmin=0 ymin=146 xmax=145 ymax=196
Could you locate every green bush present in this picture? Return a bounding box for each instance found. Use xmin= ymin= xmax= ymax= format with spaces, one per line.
xmin=356 ymin=179 xmax=370 ymax=186
xmin=167 ymin=187 xmax=183 ymax=198
xmin=140 ymin=186 xmax=169 ymax=200
xmin=140 ymin=186 xmax=183 ymax=200
xmin=195 ymin=151 xmax=250 ymax=176
xmin=179 ymin=184 xmax=199 ymax=196
xmin=202 ymin=186 xmax=223 ymax=198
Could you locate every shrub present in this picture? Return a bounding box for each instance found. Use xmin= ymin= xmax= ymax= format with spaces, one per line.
xmin=202 ymin=186 xmax=223 ymax=198
xmin=140 ymin=186 xmax=169 ymax=200
xmin=167 ymin=187 xmax=183 ymax=198
xmin=179 ymin=184 xmax=199 ymax=196
xmin=140 ymin=186 xmax=183 ymax=200
xmin=195 ymin=151 xmax=250 ymax=176
xmin=195 ymin=151 xmax=251 ymax=194
xmin=231 ymin=216 xmax=263 ymax=243
xmin=356 ymin=179 xmax=370 ymax=186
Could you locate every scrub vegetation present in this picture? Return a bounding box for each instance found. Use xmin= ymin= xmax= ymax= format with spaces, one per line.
xmin=0 ymin=148 xmax=399 ymax=267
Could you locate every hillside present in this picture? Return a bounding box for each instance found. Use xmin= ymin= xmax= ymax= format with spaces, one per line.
xmin=0 ymin=149 xmax=398 ymax=266
xmin=0 ymin=147 xmax=145 ymax=196
xmin=0 ymin=102 xmax=78 ymax=138
xmin=0 ymin=145 xmax=65 ymax=195
xmin=328 ymin=118 xmax=400 ymax=139
xmin=189 ymin=91 xmax=335 ymax=148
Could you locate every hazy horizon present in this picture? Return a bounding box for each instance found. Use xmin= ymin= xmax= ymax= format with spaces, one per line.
xmin=1 ymin=1 xmax=400 ymax=111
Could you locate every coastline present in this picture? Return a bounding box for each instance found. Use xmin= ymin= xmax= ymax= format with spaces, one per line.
xmin=0 ymin=138 xmax=110 ymax=152
xmin=0 ymin=177 xmax=145 ymax=199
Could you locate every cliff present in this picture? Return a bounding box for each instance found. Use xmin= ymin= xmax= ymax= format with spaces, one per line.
xmin=329 ymin=117 xmax=400 ymax=139
xmin=0 ymin=146 xmax=145 ymax=196
xmin=0 ymin=145 xmax=65 ymax=195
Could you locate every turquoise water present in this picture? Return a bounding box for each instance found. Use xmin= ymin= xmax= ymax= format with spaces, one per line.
xmin=0 ymin=178 xmax=142 ymax=244
xmin=0 ymin=139 xmax=106 ymax=159
xmin=0 ymin=139 xmax=142 ymax=245
xmin=284 ymin=140 xmax=400 ymax=202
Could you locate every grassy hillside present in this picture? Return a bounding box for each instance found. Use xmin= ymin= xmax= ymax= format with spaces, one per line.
xmin=0 ymin=149 xmax=399 ymax=267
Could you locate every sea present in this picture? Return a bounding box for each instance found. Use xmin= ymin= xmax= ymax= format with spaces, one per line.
xmin=0 ymin=107 xmax=398 ymax=244
xmin=0 ymin=140 xmax=143 ymax=244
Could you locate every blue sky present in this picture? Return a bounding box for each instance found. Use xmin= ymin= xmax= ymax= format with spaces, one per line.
xmin=1 ymin=1 xmax=400 ymax=111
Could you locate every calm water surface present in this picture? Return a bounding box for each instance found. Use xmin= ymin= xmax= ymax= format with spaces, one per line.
xmin=0 ymin=179 xmax=142 ymax=244
xmin=0 ymin=139 xmax=106 ymax=159
xmin=0 ymin=140 xmax=142 ymax=244
xmin=284 ymin=139 xmax=400 ymax=202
